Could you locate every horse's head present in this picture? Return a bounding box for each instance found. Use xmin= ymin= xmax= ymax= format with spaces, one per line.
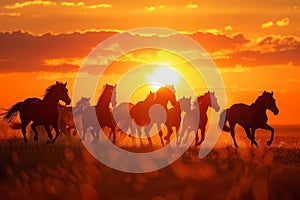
xmin=105 ymin=84 xmax=117 ymax=108
xmin=157 ymin=85 xmax=177 ymax=107
xmin=76 ymin=97 xmax=91 ymax=110
xmin=145 ymin=91 xmax=156 ymax=103
xmin=202 ymin=91 xmax=220 ymax=112
xmin=262 ymin=91 xmax=279 ymax=115
xmin=53 ymin=81 xmax=71 ymax=105
xmin=179 ymin=96 xmax=191 ymax=112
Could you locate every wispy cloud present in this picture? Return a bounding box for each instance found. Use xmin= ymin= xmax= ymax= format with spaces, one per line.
xmin=0 ymin=12 xmax=21 ymax=16
xmin=224 ymin=25 xmax=233 ymax=31
xmin=4 ymin=1 xmax=111 ymax=10
xmin=4 ymin=0 xmax=56 ymax=9
xmin=186 ymin=4 xmax=199 ymax=9
xmin=276 ymin=17 xmax=290 ymax=27
xmin=43 ymin=57 xmax=83 ymax=67
xmin=35 ymin=72 xmax=77 ymax=80
xmin=145 ymin=5 xmax=165 ymax=11
xmin=261 ymin=21 xmax=274 ymax=29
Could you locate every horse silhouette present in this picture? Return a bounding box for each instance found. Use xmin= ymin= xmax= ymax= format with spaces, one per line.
xmin=112 ymin=102 xmax=135 ymax=135
xmin=3 ymin=81 xmax=71 ymax=144
xmin=129 ymin=91 xmax=156 ymax=145
xmin=81 ymin=84 xmax=117 ymax=143
xmin=164 ymin=96 xmax=191 ymax=144
xmin=148 ymin=85 xmax=177 ymax=146
xmin=219 ymin=91 xmax=279 ymax=147
xmin=179 ymin=91 xmax=220 ymax=146
xmin=58 ymin=97 xmax=90 ymax=137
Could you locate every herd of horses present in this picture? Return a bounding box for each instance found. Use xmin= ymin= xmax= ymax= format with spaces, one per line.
xmin=1 ymin=81 xmax=279 ymax=147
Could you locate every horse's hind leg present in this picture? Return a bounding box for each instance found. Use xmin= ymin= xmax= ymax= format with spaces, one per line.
xmin=51 ymin=122 xmax=61 ymax=144
xmin=243 ymin=126 xmax=258 ymax=146
xmin=145 ymin=124 xmax=153 ymax=146
xmin=250 ymin=128 xmax=258 ymax=146
xmin=196 ymin=126 xmax=206 ymax=146
xmin=30 ymin=123 xmax=39 ymax=142
xmin=44 ymin=125 xmax=53 ymax=144
xmin=21 ymin=120 xmax=30 ymax=143
xmin=229 ymin=123 xmax=238 ymax=147
xmin=262 ymin=124 xmax=274 ymax=146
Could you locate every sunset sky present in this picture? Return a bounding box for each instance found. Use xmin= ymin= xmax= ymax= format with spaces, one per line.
xmin=0 ymin=0 xmax=299 ymax=125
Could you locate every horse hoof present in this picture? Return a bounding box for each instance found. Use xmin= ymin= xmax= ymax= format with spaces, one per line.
xmin=46 ymin=140 xmax=52 ymax=144
xmin=267 ymin=141 xmax=272 ymax=146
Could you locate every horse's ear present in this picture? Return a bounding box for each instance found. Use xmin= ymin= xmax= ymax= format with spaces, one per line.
xmin=64 ymin=82 xmax=67 ymax=86
xmin=271 ymin=91 xmax=273 ymax=96
xmin=88 ymin=97 xmax=91 ymax=101
xmin=189 ymin=97 xmax=191 ymax=100
xmin=212 ymin=91 xmax=215 ymax=95
xmin=56 ymin=81 xmax=59 ymax=85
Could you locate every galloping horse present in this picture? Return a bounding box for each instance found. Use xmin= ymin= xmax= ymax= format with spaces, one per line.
xmin=3 ymin=81 xmax=71 ymax=144
xmin=129 ymin=91 xmax=156 ymax=145
xmin=219 ymin=91 xmax=279 ymax=147
xmin=148 ymin=85 xmax=177 ymax=146
xmin=164 ymin=96 xmax=191 ymax=144
xmin=58 ymin=97 xmax=91 ymax=137
xmin=179 ymin=91 xmax=220 ymax=146
xmin=81 ymin=84 xmax=117 ymax=143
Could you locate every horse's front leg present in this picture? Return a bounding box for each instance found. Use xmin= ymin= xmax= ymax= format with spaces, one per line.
xmin=261 ymin=124 xmax=275 ymax=146
xmin=44 ymin=125 xmax=53 ymax=144
xmin=156 ymin=123 xmax=164 ymax=146
xmin=196 ymin=126 xmax=206 ymax=146
xmin=250 ymin=128 xmax=258 ymax=146
xmin=51 ymin=121 xmax=61 ymax=144
xmin=31 ymin=123 xmax=40 ymax=142
xmin=144 ymin=123 xmax=153 ymax=146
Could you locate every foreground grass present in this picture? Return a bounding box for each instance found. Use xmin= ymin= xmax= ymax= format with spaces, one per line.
xmin=0 ymin=138 xmax=299 ymax=200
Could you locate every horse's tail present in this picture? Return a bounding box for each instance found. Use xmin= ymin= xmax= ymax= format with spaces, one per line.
xmin=3 ymin=102 xmax=23 ymax=123
xmin=219 ymin=109 xmax=231 ymax=132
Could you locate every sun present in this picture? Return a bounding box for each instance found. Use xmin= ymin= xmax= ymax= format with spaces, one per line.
xmin=146 ymin=66 xmax=181 ymax=91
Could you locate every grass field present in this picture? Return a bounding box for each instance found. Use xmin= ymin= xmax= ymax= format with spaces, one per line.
xmin=0 ymin=124 xmax=299 ymax=200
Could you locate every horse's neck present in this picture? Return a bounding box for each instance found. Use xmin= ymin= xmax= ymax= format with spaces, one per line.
xmin=155 ymin=98 xmax=168 ymax=109
xmin=96 ymin=96 xmax=111 ymax=111
xmin=252 ymin=98 xmax=267 ymax=114
xmin=169 ymin=102 xmax=180 ymax=113
xmin=198 ymin=101 xmax=209 ymax=114
xmin=43 ymin=95 xmax=60 ymax=108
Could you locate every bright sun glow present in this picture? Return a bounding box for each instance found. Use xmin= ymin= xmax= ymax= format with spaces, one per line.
xmin=146 ymin=66 xmax=181 ymax=91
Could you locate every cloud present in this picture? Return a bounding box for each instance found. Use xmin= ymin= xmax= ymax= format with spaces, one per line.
xmin=4 ymin=1 xmax=111 ymax=10
xmin=4 ymin=0 xmax=56 ymax=9
xmin=145 ymin=5 xmax=165 ymax=11
xmin=35 ymin=72 xmax=77 ymax=80
xmin=224 ymin=25 xmax=233 ymax=31
xmin=261 ymin=21 xmax=274 ymax=29
xmin=0 ymin=30 xmax=299 ymax=74
xmin=276 ymin=17 xmax=290 ymax=27
xmin=43 ymin=57 xmax=84 ymax=67
xmin=186 ymin=4 xmax=199 ymax=9
xmin=0 ymin=12 xmax=21 ymax=17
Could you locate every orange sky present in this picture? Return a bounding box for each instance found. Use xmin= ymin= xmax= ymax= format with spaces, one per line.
xmin=0 ymin=0 xmax=299 ymax=125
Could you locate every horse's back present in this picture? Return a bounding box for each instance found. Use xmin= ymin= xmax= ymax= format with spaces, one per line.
xmin=227 ymin=103 xmax=251 ymax=125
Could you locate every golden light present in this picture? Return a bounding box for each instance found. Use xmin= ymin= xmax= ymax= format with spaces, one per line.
xmin=146 ymin=66 xmax=181 ymax=91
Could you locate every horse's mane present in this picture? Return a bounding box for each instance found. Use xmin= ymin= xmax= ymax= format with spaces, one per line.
xmin=96 ymin=84 xmax=113 ymax=106
xmin=76 ymin=97 xmax=89 ymax=107
xmin=251 ymin=94 xmax=264 ymax=106
xmin=43 ymin=82 xmax=64 ymax=100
